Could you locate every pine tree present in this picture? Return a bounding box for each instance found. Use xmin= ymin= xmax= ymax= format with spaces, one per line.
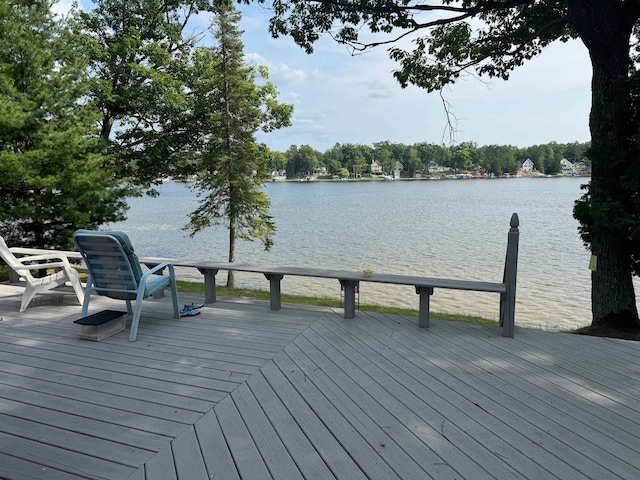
xmin=184 ymin=3 xmax=293 ymax=287
xmin=0 ymin=0 xmax=131 ymax=249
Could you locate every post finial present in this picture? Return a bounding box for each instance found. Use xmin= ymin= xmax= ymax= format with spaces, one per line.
xmin=510 ymin=213 xmax=519 ymax=229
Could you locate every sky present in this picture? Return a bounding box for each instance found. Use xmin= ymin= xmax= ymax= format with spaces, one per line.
xmin=62 ymin=1 xmax=594 ymax=153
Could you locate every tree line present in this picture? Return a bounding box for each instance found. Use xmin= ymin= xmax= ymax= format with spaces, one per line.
xmin=273 ymin=141 xmax=591 ymax=178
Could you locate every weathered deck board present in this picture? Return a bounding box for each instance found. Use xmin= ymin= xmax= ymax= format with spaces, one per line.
xmin=170 ymin=427 xmax=210 ymax=479
xmin=1 ymin=283 xmax=639 ymax=479
xmin=246 ymin=371 xmax=337 ymax=480
xmin=272 ymin=348 xmax=406 ymax=480
xmin=319 ymin=313 xmax=596 ymax=479
xmin=230 ymin=382 xmax=304 ymax=480
xmin=0 ymin=451 xmax=89 ymax=480
xmin=364 ymin=312 xmax=640 ymax=479
xmin=192 ymin=410 xmax=241 ymax=480
xmin=258 ymin=362 xmax=369 ymax=480
xmin=214 ymin=395 xmax=273 ymax=479
xmin=298 ymin=325 xmax=522 ymax=480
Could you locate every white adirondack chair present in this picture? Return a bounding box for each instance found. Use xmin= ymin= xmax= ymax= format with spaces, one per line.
xmin=0 ymin=235 xmax=84 ymax=312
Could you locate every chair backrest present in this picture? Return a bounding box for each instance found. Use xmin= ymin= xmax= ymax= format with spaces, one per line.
xmin=0 ymin=235 xmax=34 ymax=281
xmin=73 ymin=230 xmax=144 ymax=300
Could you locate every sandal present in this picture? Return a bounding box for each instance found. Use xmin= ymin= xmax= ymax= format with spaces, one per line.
xmin=180 ymin=308 xmax=201 ymax=317
xmin=184 ymin=303 xmax=204 ymax=310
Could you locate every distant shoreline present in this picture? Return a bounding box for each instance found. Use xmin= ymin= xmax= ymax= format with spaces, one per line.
xmin=269 ymin=173 xmax=591 ymax=182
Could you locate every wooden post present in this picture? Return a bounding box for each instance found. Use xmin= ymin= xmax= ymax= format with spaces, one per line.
xmin=416 ymin=286 xmax=434 ymax=328
xmin=501 ymin=213 xmax=519 ymax=338
xmin=199 ymin=268 xmax=219 ymax=304
xmin=340 ymin=279 xmax=359 ymax=318
xmin=264 ymin=274 xmax=284 ymax=310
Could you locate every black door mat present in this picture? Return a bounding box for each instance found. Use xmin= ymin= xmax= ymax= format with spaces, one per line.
xmin=74 ymin=310 xmax=127 ymax=326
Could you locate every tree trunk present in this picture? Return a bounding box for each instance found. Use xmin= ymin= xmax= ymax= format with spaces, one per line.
xmin=100 ymin=114 xmax=115 ymax=141
xmin=568 ymin=0 xmax=640 ymax=328
xmin=227 ymin=216 xmax=236 ymax=288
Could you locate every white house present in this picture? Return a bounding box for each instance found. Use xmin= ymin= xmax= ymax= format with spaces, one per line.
xmin=427 ymin=162 xmax=449 ymax=173
xmin=560 ymin=158 xmax=576 ymax=175
xmin=371 ymin=160 xmax=383 ymax=175
xmin=520 ymin=158 xmax=534 ymax=173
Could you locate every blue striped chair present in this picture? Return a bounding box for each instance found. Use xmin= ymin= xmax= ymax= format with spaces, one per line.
xmin=73 ymin=230 xmax=180 ymax=341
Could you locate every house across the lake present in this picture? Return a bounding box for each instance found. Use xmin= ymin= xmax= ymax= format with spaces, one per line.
xmin=560 ymin=158 xmax=576 ymax=175
xmin=520 ymin=158 xmax=535 ymax=173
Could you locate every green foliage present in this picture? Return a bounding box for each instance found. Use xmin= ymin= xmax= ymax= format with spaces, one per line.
xmin=183 ymin=4 xmax=293 ymax=282
xmin=279 ymin=140 xmax=589 ymax=177
xmin=267 ymin=150 xmax=287 ymax=172
xmin=285 ymin=144 xmax=321 ymax=177
xmin=0 ymin=0 xmax=131 ymax=249
xmin=71 ymin=0 xmax=217 ymax=186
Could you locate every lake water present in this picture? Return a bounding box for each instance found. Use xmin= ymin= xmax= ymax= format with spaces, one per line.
xmin=109 ymin=177 xmax=639 ymax=330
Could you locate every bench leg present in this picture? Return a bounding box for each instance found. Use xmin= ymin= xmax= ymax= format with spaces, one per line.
xmin=265 ymin=274 xmax=284 ymax=310
xmin=199 ymin=268 xmax=219 ymax=304
xmin=340 ymin=280 xmax=359 ymax=319
xmin=416 ymin=287 xmax=434 ymax=328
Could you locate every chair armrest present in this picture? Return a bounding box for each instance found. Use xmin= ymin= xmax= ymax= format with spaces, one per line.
xmin=140 ymin=262 xmax=174 ymax=282
xmin=15 ymin=253 xmax=70 ymax=264
xmin=12 ymin=253 xmax=73 ymax=272
xmin=12 ymin=260 xmax=68 ymax=271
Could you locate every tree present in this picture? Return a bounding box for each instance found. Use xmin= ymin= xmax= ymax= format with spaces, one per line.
xmin=341 ymin=143 xmax=367 ymax=176
xmin=184 ymin=3 xmax=292 ymax=287
xmin=267 ymin=150 xmax=287 ymax=172
xmin=323 ymin=142 xmax=344 ymax=174
xmin=479 ymin=144 xmax=518 ymax=175
xmin=259 ymin=0 xmax=640 ymax=330
xmin=373 ymin=141 xmax=393 ymax=174
xmin=0 ymin=0 xmax=130 ymax=249
xmin=402 ymin=146 xmax=421 ymax=178
xmin=286 ymin=144 xmax=320 ymax=177
xmin=451 ymin=146 xmax=471 ymax=174
xmin=72 ymin=0 xmax=216 ymax=186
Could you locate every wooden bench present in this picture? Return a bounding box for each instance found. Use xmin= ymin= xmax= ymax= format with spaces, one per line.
xmin=167 ymin=261 xmax=506 ymax=325
xmin=5 ymin=214 xmax=519 ymax=337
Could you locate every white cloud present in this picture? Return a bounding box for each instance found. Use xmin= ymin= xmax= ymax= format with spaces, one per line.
xmin=245 ymin=53 xmax=313 ymax=84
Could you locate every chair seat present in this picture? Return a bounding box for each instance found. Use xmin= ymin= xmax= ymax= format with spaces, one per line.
xmin=30 ymin=269 xmax=70 ymax=288
xmin=145 ymin=274 xmax=171 ymax=297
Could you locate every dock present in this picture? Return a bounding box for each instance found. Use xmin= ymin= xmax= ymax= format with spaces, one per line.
xmin=0 ymin=284 xmax=638 ymax=479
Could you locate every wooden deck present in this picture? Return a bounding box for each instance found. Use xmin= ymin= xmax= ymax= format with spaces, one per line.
xmin=0 ymin=284 xmax=639 ymax=479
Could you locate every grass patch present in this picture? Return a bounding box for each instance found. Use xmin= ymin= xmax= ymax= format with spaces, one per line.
xmin=570 ymin=325 xmax=640 ymax=341
xmin=176 ymin=279 xmax=497 ymax=326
